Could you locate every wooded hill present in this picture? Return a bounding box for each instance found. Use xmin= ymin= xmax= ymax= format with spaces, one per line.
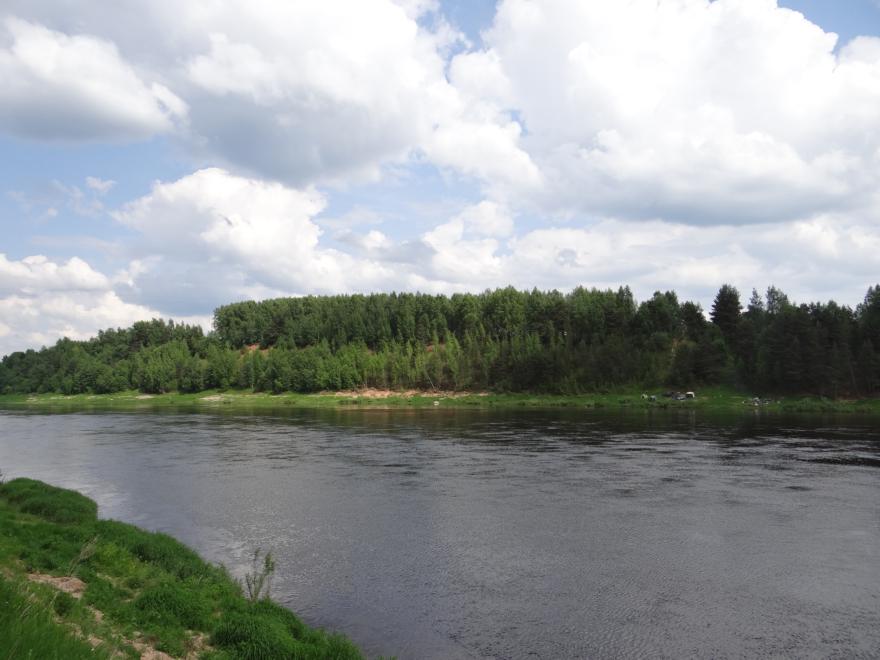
xmin=2 ymin=285 xmax=879 ymax=397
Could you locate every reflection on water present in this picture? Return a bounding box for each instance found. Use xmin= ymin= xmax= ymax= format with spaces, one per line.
xmin=0 ymin=408 xmax=878 ymax=659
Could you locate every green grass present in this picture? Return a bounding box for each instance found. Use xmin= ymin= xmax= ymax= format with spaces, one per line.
xmin=0 ymin=575 xmax=110 ymax=660
xmin=0 ymin=478 xmax=363 ymax=659
xmin=1 ymin=478 xmax=98 ymax=524
xmin=2 ymin=386 xmax=879 ymax=415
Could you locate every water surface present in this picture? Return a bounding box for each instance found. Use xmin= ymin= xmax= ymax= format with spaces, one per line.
xmin=0 ymin=408 xmax=878 ymax=658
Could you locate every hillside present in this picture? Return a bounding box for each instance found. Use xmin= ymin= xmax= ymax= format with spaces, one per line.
xmin=1 ymin=285 xmax=879 ymax=398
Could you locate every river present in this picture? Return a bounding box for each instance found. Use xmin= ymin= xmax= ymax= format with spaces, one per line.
xmin=0 ymin=407 xmax=878 ymax=658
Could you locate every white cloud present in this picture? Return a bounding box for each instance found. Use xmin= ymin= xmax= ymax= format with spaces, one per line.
xmin=456 ymin=201 xmax=514 ymax=237
xmin=85 ymin=177 xmax=116 ymax=195
xmin=0 ymin=253 xmax=210 ymax=357
xmin=113 ymin=168 xmax=396 ymax=311
xmin=0 ymin=18 xmax=186 ymax=141
xmin=0 ymin=290 xmax=209 ymax=357
xmin=0 ymin=1 xmax=531 ymax=188
xmin=447 ymin=0 xmax=880 ymax=225
xmin=106 ymin=165 xmax=880 ymax=322
xmin=0 ymin=254 xmax=109 ymax=295
xmin=4 ymin=0 xmax=879 ymax=218
xmin=175 ymin=0 xmax=466 ymax=184
xmin=426 ymin=117 xmax=540 ymax=190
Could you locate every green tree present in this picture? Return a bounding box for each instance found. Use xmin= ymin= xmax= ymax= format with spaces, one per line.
xmin=710 ymin=284 xmax=742 ymax=347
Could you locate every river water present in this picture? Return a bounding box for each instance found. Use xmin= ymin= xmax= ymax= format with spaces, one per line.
xmin=0 ymin=408 xmax=877 ymax=658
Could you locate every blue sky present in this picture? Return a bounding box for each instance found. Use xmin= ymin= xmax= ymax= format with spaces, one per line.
xmin=1 ymin=0 xmax=879 ymax=355
xmin=781 ymin=0 xmax=880 ymax=42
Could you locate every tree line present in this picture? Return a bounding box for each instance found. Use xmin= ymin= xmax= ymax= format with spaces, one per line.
xmin=1 ymin=285 xmax=878 ymax=397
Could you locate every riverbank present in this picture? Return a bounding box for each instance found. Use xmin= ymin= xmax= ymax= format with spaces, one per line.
xmin=1 ymin=387 xmax=879 ymax=414
xmin=0 ymin=477 xmax=362 ymax=659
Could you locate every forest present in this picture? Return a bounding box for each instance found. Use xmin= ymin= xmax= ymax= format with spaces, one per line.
xmin=1 ymin=285 xmax=879 ymax=398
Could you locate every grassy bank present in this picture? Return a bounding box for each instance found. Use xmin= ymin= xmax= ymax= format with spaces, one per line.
xmin=0 ymin=477 xmax=362 ymax=659
xmin=1 ymin=387 xmax=879 ymax=415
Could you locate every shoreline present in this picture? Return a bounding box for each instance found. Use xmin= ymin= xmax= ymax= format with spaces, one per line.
xmin=1 ymin=388 xmax=879 ymax=415
xmin=0 ymin=478 xmax=362 ymax=659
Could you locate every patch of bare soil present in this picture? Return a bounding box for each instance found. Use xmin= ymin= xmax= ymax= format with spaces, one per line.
xmin=131 ymin=641 xmax=174 ymax=660
xmin=200 ymin=395 xmax=225 ymax=402
xmin=333 ymin=388 xmax=490 ymax=399
xmin=334 ymin=388 xmax=419 ymax=399
xmin=135 ymin=394 xmax=154 ymax=400
xmin=27 ymin=573 xmax=86 ymax=598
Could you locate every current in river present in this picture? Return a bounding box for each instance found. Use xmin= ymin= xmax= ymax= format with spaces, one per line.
xmin=0 ymin=407 xmax=878 ymax=658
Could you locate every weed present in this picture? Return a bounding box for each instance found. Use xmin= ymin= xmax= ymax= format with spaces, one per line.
xmin=244 ymin=548 xmax=276 ymax=601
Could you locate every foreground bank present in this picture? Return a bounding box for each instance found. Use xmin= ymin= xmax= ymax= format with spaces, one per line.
xmin=1 ymin=387 xmax=879 ymax=415
xmin=0 ymin=478 xmax=362 ymax=659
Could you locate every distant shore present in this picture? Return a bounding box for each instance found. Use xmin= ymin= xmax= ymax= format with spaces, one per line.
xmin=1 ymin=388 xmax=879 ymax=415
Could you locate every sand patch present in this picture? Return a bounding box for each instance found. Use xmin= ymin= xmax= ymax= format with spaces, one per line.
xmin=333 ymin=388 xmax=489 ymax=399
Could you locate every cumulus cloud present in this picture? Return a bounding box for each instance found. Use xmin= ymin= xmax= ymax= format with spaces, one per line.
xmin=0 ymin=254 xmax=108 ymax=295
xmin=0 ymin=254 xmax=209 ymax=357
xmin=0 ymin=291 xmax=210 ymax=357
xmin=3 ymin=0 xmax=879 ymax=220
xmin=1 ymin=0 xmax=535 ymax=187
xmin=112 ymin=168 xmax=396 ymax=312
xmin=0 ymin=17 xmax=186 ymax=141
xmin=450 ymin=0 xmax=880 ymax=224
xmin=415 ymin=212 xmax=880 ymax=305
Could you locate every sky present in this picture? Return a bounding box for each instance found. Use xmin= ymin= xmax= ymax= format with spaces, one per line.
xmin=1 ymin=0 xmax=879 ymax=356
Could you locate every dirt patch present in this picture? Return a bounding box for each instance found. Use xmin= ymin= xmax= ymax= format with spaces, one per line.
xmin=135 ymin=394 xmax=154 ymax=400
xmin=184 ymin=632 xmax=211 ymax=658
xmin=332 ymin=388 xmax=490 ymax=399
xmin=200 ymin=395 xmax=225 ymax=402
xmin=135 ymin=645 xmax=174 ymax=660
xmin=331 ymin=388 xmax=417 ymax=399
xmin=28 ymin=573 xmax=86 ymax=598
